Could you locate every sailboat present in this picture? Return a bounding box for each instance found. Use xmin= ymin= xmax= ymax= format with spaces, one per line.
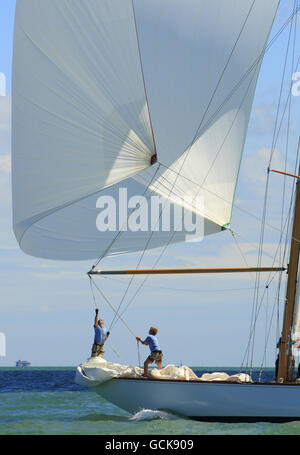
xmin=11 ymin=0 xmax=300 ymax=421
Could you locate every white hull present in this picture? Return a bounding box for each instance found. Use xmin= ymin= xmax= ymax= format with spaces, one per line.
xmin=76 ymin=366 xmax=300 ymax=422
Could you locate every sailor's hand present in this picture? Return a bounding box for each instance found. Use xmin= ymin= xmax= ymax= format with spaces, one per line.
xmin=95 ymin=308 xmax=99 ymax=314
xmin=107 ymin=331 xmax=110 ymax=336
xmin=136 ymin=336 xmax=141 ymax=342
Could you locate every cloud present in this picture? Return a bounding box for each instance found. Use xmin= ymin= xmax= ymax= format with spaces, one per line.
xmin=242 ymin=147 xmax=283 ymax=186
xmin=0 ymin=94 xmax=12 ymax=208
xmin=30 ymin=271 xmax=83 ymax=280
xmin=253 ymin=105 xmax=276 ymax=134
xmin=0 ymin=153 xmax=11 ymax=173
xmin=0 ymin=94 xmax=11 ymax=154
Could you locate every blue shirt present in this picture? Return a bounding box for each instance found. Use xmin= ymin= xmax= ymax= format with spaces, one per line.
xmin=94 ymin=325 xmax=108 ymax=344
xmin=145 ymin=335 xmax=161 ymax=352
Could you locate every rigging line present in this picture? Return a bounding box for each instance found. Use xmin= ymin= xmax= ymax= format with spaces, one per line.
xmin=274 ymin=138 xmax=300 ymax=350
xmin=200 ymin=6 xmax=300 ymax=137
xmin=230 ymin=230 xmax=257 ymax=283
xmin=89 ymin=276 xmax=126 ymax=363
xmin=196 ymin=33 xmax=262 ymax=192
xmin=91 ymin=163 xmax=161 ymax=270
xmin=112 ymin=219 xmax=236 ymax=327
xmin=189 ymin=0 xmax=256 ymax=149
xmin=241 ymin=272 xmax=278 ymax=373
xmin=249 ymin=157 xmax=299 ymax=356
xmin=152 ymin=58 xmax=265 ymax=228
xmin=229 ymin=229 xmax=285 ymax=269
xmin=249 ymin=7 xmax=299 ymax=372
xmin=106 ymin=339 xmax=127 ymax=364
xmin=153 ymin=0 xmax=257 ymax=210
xmin=259 ymin=258 xmax=289 ymax=380
xmin=158 ymin=161 xmax=300 ymax=245
xmin=279 ymin=2 xmax=298 ymax=273
xmin=111 ymin=207 xmax=195 ymax=327
xmin=158 ymin=61 xmax=259 ymax=218
xmin=137 ymin=340 xmax=141 ymax=369
xmin=184 ymin=0 xmax=257 ymax=153
xmin=131 ymin=0 xmax=157 ymax=159
xmin=268 ymin=6 xmax=296 ymax=169
xmin=243 ymin=205 xmax=294 ymax=359
xmin=89 ymin=275 xmax=98 ymax=309
xmin=269 ymin=54 xmax=300 ymax=159
xmin=144 ymin=169 xmax=229 ymax=228
xmin=90 ymin=276 xmax=137 ymax=339
xmin=102 ymin=275 xmax=264 ymax=294
xmin=155 ymin=51 xmax=300 ymax=230
xmin=112 ymin=200 xmax=291 ymax=329
xmin=106 ymin=167 xmax=181 ymax=330
xmin=258 ymin=286 xmax=277 ymax=381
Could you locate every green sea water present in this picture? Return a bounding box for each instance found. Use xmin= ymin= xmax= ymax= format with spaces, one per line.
xmin=1 ymin=367 xmax=300 ymax=435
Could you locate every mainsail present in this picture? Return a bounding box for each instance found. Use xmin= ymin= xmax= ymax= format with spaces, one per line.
xmin=12 ymin=0 xmax=279 ymax=260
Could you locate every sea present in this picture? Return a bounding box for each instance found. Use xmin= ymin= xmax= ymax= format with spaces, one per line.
xmin=0 ymin=366 xmax=300 ymax=439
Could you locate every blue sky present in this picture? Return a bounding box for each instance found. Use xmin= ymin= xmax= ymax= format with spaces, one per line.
xmin=0 ymin=0 xmax=300 ymax=368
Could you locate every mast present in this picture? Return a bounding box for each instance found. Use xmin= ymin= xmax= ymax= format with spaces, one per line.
xmin=277 ymin=167 xmax=300 ymax=382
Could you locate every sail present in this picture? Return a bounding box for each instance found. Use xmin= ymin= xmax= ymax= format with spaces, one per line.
xmin=12 ymin=0 xmax=279 ymax=260
xmin=292 ymin=264 xmax=300 ymax=341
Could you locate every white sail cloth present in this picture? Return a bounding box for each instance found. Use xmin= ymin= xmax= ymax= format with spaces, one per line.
xmin=12 ymin=0 xmax=279 ymax=260
xmin=292 ymin=267 xmax=300 ymax=343
xmin=75 ymin=358 xmax=252 ymax=386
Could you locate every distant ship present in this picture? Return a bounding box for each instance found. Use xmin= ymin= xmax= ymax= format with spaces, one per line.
xmin=16 ymin=360 xmax=31 ymax=367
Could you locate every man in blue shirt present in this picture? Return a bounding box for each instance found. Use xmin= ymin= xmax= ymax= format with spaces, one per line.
xmin=91 ymin=308 xmax=110 ymax=358
xmin=136 ymin=326 xmax=163 ymax=377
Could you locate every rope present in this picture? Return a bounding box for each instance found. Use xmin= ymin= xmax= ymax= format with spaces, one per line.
xmin=102 ymin=275 xmax=264 ymax=294
xmin=137 ymin=340 xmax=141 ymax=368
xmin=89 ymin=276 xmax=98 ymax=309
xmin=90 ymin=276 xmax=137 ymax=339
xmin=106 ymin=339 xmax=128 ymax=364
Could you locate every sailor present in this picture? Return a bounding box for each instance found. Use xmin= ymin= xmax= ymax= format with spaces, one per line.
xmin=136 ymin=326 xmax=163 ymax=377
xmin=91 ymin=308 xmax=110 ymax=358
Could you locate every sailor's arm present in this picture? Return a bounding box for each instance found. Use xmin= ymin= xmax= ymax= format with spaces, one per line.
xmin=136 ymin=336 xmax=148 ymax=345
xmin=94 ymin=308 xmax=99 ymax=328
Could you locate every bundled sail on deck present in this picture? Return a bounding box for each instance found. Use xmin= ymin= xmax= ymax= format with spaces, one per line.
xmin=12 ymin=0 xmax=279 ymax=260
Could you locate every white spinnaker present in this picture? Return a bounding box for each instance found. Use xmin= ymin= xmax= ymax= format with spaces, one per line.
xmin=12 ymin=0 xmax=155 ymax=242
xmin=12 ymin=0 xmax=279 ymax=260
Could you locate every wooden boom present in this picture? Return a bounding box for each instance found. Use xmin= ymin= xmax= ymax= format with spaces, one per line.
xmin=88 ymin=267 xmax=285 ymax=276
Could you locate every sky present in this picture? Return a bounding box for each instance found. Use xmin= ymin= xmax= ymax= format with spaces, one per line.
xmin=0 ymin=0 xmax=300 ymax=369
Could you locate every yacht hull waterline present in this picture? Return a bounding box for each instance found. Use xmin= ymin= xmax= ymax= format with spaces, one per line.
xmin=75 ymin=366 xmax=300 ymax=422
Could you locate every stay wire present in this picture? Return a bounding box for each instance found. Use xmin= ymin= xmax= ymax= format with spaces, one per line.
xmin=90 ymin=276 xmax=137 ymax=339
xmin=242 ymin=3 xmax=298 ymax=374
